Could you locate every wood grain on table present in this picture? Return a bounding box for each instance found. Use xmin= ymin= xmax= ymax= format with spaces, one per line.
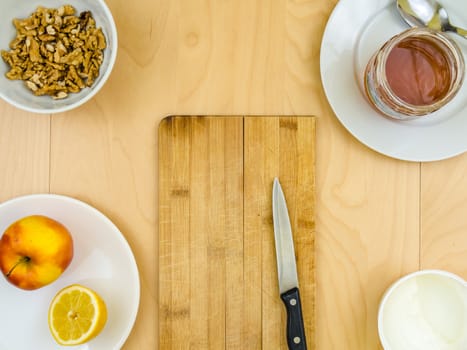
xmin=1 ymin=0 xmax=466 ymax=349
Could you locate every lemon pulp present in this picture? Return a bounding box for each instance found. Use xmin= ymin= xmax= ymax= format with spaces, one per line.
xmin=48 ymin=284 xmax=107 ymax=345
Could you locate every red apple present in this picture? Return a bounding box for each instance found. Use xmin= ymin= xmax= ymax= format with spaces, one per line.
xmin=0 ymin=215 xmax=73 ymax=290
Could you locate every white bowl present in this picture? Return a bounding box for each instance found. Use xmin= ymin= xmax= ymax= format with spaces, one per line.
xmin=0 ymin=0 xmax=117 ymax=114
xmin=378 ymin=270 xmax=467 ymax=350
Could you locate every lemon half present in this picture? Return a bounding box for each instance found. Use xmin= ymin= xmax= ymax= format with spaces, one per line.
xmin=48 ymin=284 xmax=107 ymax=345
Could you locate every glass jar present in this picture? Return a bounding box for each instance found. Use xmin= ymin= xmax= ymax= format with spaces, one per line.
xmin=364 ymin=27 xmax=465 ymax=120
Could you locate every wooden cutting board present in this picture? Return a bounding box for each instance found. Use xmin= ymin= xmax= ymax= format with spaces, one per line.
xmin=158 ymin=116 xmax=316 ymax=349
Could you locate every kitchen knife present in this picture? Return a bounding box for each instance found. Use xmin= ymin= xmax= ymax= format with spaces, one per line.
xmin=272 ymin=178 xmax=307 ymax=350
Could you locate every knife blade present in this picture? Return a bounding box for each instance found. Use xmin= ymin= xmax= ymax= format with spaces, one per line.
xmin=272 ymin=178 xmax=307 ymax=350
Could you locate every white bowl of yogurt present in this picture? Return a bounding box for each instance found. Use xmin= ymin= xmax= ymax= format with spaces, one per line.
xmin=378 ymin=269 xmax=467 ymax=350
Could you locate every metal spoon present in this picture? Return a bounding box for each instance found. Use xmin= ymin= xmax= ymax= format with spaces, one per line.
xmin=396 ymin=0 xmax=467 ymax=39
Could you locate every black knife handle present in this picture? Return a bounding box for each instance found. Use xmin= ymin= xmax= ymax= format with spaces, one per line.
xmin=280 ymin=287 xmax=307 ymax=350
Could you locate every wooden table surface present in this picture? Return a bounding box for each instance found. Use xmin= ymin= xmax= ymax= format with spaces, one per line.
xmin=1 ymin=0 xmax=466 ymax=349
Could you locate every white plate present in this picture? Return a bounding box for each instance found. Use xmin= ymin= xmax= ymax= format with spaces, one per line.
xmin=320 ymin=0 xmax=467 ymax=162
xmin=0 ymin=194 xmax=140 ymax=350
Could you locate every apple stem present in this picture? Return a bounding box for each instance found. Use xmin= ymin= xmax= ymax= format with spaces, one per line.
xmin=5 ymin=256 xmax=30 ymax=277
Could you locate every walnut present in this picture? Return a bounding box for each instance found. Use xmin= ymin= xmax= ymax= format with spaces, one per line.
xmin=1 ymin=5 xmax=107 ymax=99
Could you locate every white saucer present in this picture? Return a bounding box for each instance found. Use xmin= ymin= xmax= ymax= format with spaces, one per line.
xmin=0 ymin=194 xmax=140 ymax=350
xmin=320 ymin=0 xmax=467 ymax=162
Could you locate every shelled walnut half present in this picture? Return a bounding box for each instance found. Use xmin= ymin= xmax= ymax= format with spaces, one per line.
xmin=1 ymin=5 xmax=107 ymax=99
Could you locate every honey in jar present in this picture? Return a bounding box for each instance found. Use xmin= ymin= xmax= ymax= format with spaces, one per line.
xmin=364 ymin=28 xmax=464 ymax=120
